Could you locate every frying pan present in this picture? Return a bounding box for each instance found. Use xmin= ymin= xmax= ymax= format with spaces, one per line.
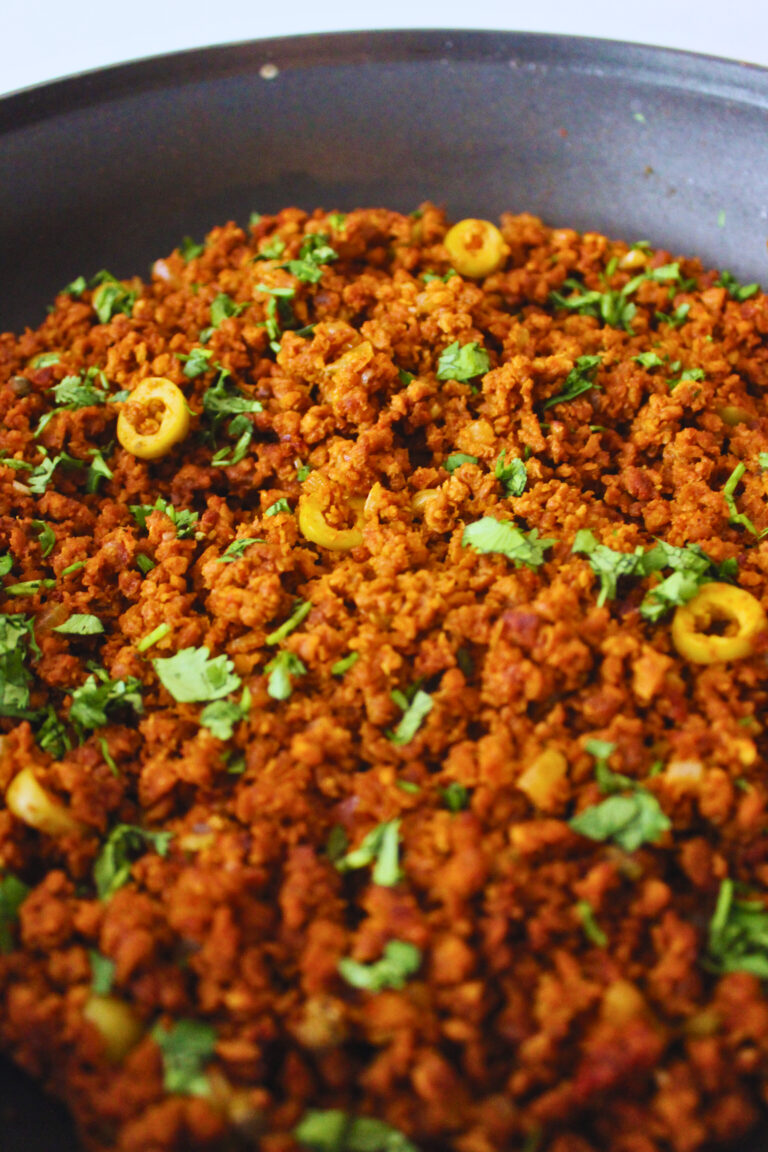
xmin=0 ymin=28 xmax=767 ymax=1151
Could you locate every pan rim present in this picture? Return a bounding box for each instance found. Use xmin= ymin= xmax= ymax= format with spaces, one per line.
xmin=2 ymin=27 xmax=768 ymax=133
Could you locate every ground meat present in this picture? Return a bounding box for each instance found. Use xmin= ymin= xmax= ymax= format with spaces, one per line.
xmin=1 ymin=204 xmax=768 ymax=1152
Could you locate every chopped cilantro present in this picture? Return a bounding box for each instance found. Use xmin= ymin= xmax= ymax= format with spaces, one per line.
xmin=179 ymin=236 xmax=205 ymax=262
xmin=336 ymin=820 xmax=402 ymax=887
xmin=0 ymin=616 xmax=40 ymax=720
xmin=332 ymin=651 xmax=359 ymax=676
xmin=706 ymin=878 xmax=768 ymax=977
xmin=633 ymin=351 xmax=665 ymax=370
xmin=570 ymin=790 xmax=670 ymax=852
xmin=550 ymin=280 xmax=636 ymax=332
xmin=759 ymin=452 xmax=768 ymax=472
xmin=91 ymin=272 xmax=138 ymax=324
xmin=136 ymin=554 xmax=155 ymax=575
xmin=200 ymin=686 xmax=251 ymax=741
xmin=61 ymin=275 xmax=87 ymax=298
xmin=543 ymin=355 xmax=602 ymax=409
xmin=297 ymin=463 xmax=314 ymax=482
xmin=153 ymin=646 xmax=241 ymax=703
xmin=396 ymin=780 xmax=421 ymax=795
xmin=397 ymin=368 xmax=415 ymax=387
xmin=47 ymin=372 xmax=109 ymax=412
xmin=494 ymin=450 xmax=528 ymax=496
xmin=209 ymin=292 xmax=248 ymax=328
xmin=85 ymin=447 xmax=113 ymax=494
xmin=389 ymin=688 xmax=433 ymax=746
xmin=338 ymin=939 xmax=421 ymax=993
xmin=30 ymin=352 xmax=60 ymax=368
xmin=129 ymin=497 xmax=199 ymax=539
xmin=436 ymin=341 xmax=490 ymax=382
xmin=572 ymin=530 xmax=645 ymax=606
xmin=326 ymin=824 xmax=349 ymax=863
xmin=61 ymin=560 xmax=86 ymax=576
xmin=34 ymin=706 xmax=71 ymax=759
xmin=151 ymin=1018 xmax=217 ymax=1097
xmin=93 ymin=823 xmax=172 ymax=899
xmin=210 ymin=414 xmax=253 ymax=466
xmin=202 ymin=369 xmax=263 ymax=422
xmin=266 ymin=600 xmax=311 ymax=645
xmin=254 ymin=236 xmax=287 ymax=261
xmin=0 ymin=873 xmax=30 ymax=953
xmin=656 ymin=303 xmax=690 ymax=328
xmin=98 ymin=735 xmax=119 ymax=777
xmin=295 ymin=1112 xmax=419 ymax=1152
xmin=284 ymin=233 xmax=338 ymax=283
xmin=135 ymin=622 xmax=170 ymax=653
xmin=444 ymin=452 xmax=478 ymax=473
xmin=265 ymin=498 xmax=291 ymax=517
xmin=218 ymin=537 xmax=263 ymax=563
xmin=178 ymin=347 xmax=214 ymax=378
xmin=575 ymin=900 xmax=608 ymax=947
xmin=52 ymin=614 xmax=104 ymax=636
xmin=4 ymin=579 xmax=56 ymax=597
xmin=440 ymin=781 xmax=470 ymax=812
xmin=265 ymin=650 xmax=307 ymax=700
xmin=32 ymin=520 xmax=56 ymax=557
xmin=69 ymin=669 xmax=144 ymax=733
xmin=0 ymin=556 xmax=12 ymax=577
xmin=463 ymin=517 xmax=555 ymax=570
xmin=716 ymin=270 xmax=760 ymax=302
xmin=89 ymin=950 xmax=116 ymax=994
xmin=723 ymin=463 xmax=758 ymax=535
xmin=668 ymin=367 xmax=705 ymax=391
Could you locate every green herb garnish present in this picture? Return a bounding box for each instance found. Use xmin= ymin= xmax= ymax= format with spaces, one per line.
xmin=0 ymin=873 xmax=30 ymax=953
xmin=338 ymin=940 xmax=421 ymax=993
xmin=436 ymin=341 xmax=490 ymax=382
xmin=463 ymin=517 xmax=555 ymax=570
xmin=543 ymin=355 xmax=602 ymax=409
xmin=52 ymin=614 xmax=104 ymax=636
xmin=265 ymin=650 xmax=307 ymax=700
xmin=494 ymin=450 xmax=528 ymax=495
xmin=93 ymin=823 xmax=172 ymax=899
xmin=151 ymin=1018 xmax=217 ymax=1097
xmin=153 ymin=646 xmax=240 ymax=703
xmin=388 ymin=688 xmax=433 ymax=746
xmin=335 ymin=820 xmax=402 ymax=887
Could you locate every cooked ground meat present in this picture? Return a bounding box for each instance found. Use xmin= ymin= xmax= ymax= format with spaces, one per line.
xmin=1 ymin=204 xmax=768 ymax=1152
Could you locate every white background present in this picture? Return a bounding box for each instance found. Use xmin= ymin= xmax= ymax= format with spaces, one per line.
xmin=3 ymin=0 xmax=768 ymax=97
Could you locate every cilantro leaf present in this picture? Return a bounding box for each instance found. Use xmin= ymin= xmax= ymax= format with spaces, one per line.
xmin=178 ymin=347 xmax=214 ymax=379
xmin=332 ymin=652 xmax=359 ymax=676
xmin=0 ymin=615 xmax=37 ymax=717
xmin=27 ymin=450 xmax=84 ymax=495
xmin=69 ymin=670 xmax=144 ymax=733
xmin=153 ymin=646 xmax=241 ymax=703
xmin=440 ymin=782 xmax=470 ymax=812
xmin=569 ymin=791 xmax=670 ymax=852
xmin=129 ymin=497 xmax=199 ymax=539
xmin=633 ymin=351 xmax=666 ymax=370
xmin=335 ymin=820 xmax=402 ymax=887
xmin=32 ymin=520 xmax=56 ymax=557
xmin=91 ymin=273 xmax=138 ymax=323
xmin=151 ymin=1018 xmax=217 ymax=1097
xmin=265 ymin=650 xmax=307 ymax=700
xmin=49 ymin=369 xmax=110 ymax=410
xmin=444 ymin=453 xmax=478 ymax=473
xmin=572 ymin=530 xmax=645 ymax=606
xmin=210 ymin=414 xmax=254 ymax=467
xmin=135 ymin=623 xmax=170 ymax=653
xmin=656 ymin=303 xmax=690 ymax=328
xmin=716 ymin=271 xmax=760 ymax=302
xmin=209 ymin=293 xmax=248 ymax=328
xmin=0 ymin=873 xmax=30 ymax=953
xmin=462 ymin=517 xmax=556 ymax=570
xmin=494 ymin=450 xmax=528 ymax=496
xmin=284 ymin=233 xmax=338 ymax=283
xmin=707 ymin=878 xmax=768 ymax=977
xmin=543 ymin=355 xmax=602 ymax=409
xmin=217 ymin=537 xmax=263 ymax=563
xmin=179 ymin=236 xmax=205 ymax=262
xmin=338 ymin=939 xmax=421 ymax=993
xmin=202 ymin=370 xmax=262 ymax=422
xmin=93 ymin=823 xmax=172 ymax=899
xmin=200 ymin=686 xmax=251 ymax=740
xmin=575 ymin=900 xmax=608 ymax=947
xmin=723 ymin=463 xmax=758 ymax=535
xmin=34 ymin=705 xmax=71 ymax=759
xmin=436 ymin=341 xmax=490 ymax=382
xmin=89 ymin=950 xmax=116 ymax=994
xmin=550 ymin=280 xmax=636 ymax=332
xmin=265 ymin=498 xmax=291 ymax=517
xmin=388 ymin=688 xmax=433 ymax=746
xmin=295 ymin=1111 xmax=420 ymax=1152
xmin=266 ymin=601 xmax=312 ymax=645
xmin=254 ymin=236 xmax=287 ymax=261
xmin=52 ymin=613 xmax=104 ymax=636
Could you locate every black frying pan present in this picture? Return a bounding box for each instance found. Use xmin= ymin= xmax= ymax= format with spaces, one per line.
xmin=1 ymin=29 xmax=767 ymax=1151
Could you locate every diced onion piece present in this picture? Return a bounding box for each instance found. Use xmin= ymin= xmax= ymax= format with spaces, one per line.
xmin=6 ymin=767 xmax=82 ymax=837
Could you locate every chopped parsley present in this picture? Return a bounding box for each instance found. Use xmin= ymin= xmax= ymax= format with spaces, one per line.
xmin=200 ymin=686 xmax=251 ymax=740
xmin=494 ymin=450 xmax=528 ymax=496
xmin=338 ymin=939 xmax=421 ymax=993
xmin=52 ymin=613 xmax=104 ymax=636
xmin=265 ymin=498 xmax=291 ymax=517
xmin=217 ymin=537 xmax=263 ymax=563
xmin=93 ymin=823 xmax=173 ymax=899
xmin=335 ymin=820 xmax=402 ymax=887
xmin=89 ymin=950 xmax=116 ymax=995
xmin=543 ymin=355 xmax=602 ymax=409
xmin=388 ymin=687 xmax=433 ymax=746
xmin=462 ymin=517 xmax=555 ymax=570
xmin=295 ymin=1111 xmax=419 ymax=1152
xmin=266 ymin=600 xmax=312 ymax=645
xmin=151 ymin=1018 xmax=217 ymax=1098
xmin=706 ymin=878 xmax=768 ymax=977
xmin=69 ymin=669 xmax=144 ymax=733
xmin=265 ymin=650 xmax=307 ymax=700
xmin=436 ymin=341 xmax=490 ymax=382
xmin=130 ymin=497 xmax=199 ymax=539
xmin=0 ymin=873 xmax=30 ymax=953
xmin=723 ymin=463 xmax=759 ymax=535
xmin=152 ymin=646 xmax=241 ymax=703
xmin=444 ymin=452 xmax=478 ymax=473
xmin=332 ymin=651 xmax=359 ymax=676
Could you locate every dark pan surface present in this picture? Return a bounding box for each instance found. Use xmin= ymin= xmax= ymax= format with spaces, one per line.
xmin=1 ymin=28 xmax=767 ymax=1151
